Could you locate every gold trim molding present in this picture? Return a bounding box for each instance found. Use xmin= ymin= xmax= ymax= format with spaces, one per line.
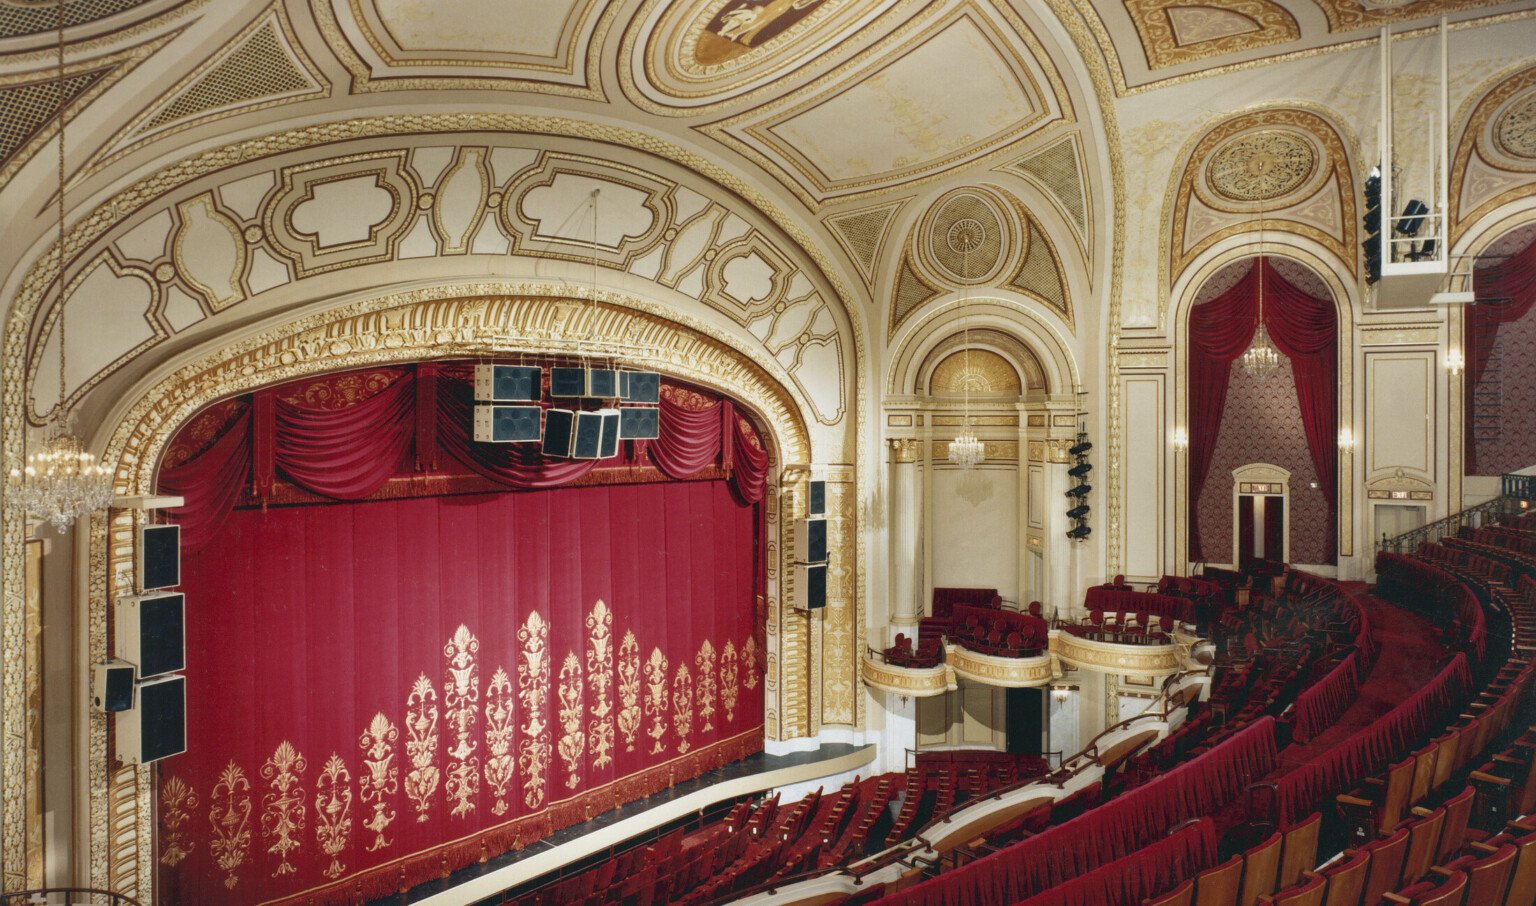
xmin=860 ymin=656 xmax=951 ymax=697
xmin=1054 ymin=634 xmax=1182 ymax=677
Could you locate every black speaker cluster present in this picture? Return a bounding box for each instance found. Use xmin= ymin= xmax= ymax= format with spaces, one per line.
xmin=472 ymin=363 xmax=663 ymax=458
xmin=794 ymin=480 xmax=828 ymax=611
xmin=102 ymin=522 xmax=188 ymax=765
xmin=1065 ymin=431 xmax=1092 ymax=541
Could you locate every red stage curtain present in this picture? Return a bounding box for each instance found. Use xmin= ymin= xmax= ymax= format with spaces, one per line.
xmin=1466 ymin=234 xmax=1536 ymax=474
xmin=1189 ymin=259 xmax=1336 ymax=560
xmin=155 ymin=480 xmax=763 ymax=906
xmin=159 ymin=365 xmax=771 ymax=552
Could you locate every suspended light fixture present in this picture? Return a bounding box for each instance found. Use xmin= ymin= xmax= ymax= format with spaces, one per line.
xmin=948 ymin=221 xmax=984 ymax=470
xmin=6 ymin=0 xmax=113 ymax=530
xmin=1240 ymin=207 xmax=1285 ymax=381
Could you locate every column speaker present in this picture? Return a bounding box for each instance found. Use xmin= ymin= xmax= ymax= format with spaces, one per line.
xmin=543 ymin=409 xmax=577 ymax=457
xmin=795 ymin=562 xmax=827 ymax=610
xmin=115 ymin=592 xmax=185 ymax=679
xmin=473 ymin=364 xmax=541 ymax=402
xmin=795 ymin=517 xmax=827 ymax=564
xmin=116 ymin=674 xmax=186 ymax=765
xmin=138 ymin=524 xmax=180 ymax=591
xmin=807 ymin=480 xmax=826 ymax=516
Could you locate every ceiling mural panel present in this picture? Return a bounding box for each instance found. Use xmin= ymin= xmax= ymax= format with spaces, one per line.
xmin=1123 ymin=0 xmax=1298 ymax=71
xmin=24 ymin=139 xmax=849 ymax=430
xmin=705 ymin=1 xmax=1073 ymax=207
xmin=313 ymin=0 xmax=609 ymax=96
xmin=621 ymin=0 xmax=905 ymax=112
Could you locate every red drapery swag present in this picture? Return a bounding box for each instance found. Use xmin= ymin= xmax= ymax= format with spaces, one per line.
xmin=1188 ymin=258 xmax=1337 ymax=560
xmin=1466 ymin=233 xmax=1536 ymax=474
xmin=155 ymin=480 xmax=764 ymax=906
xmin=159 ymin=364 xmax=771 ymax=553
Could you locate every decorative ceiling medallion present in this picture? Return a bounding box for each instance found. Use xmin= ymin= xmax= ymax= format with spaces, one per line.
xmin=1207 ymin=130 xmax=1317 ymax=202
xmin=1495 ymin=90 xmax=1536 ymax=161
xmin=920 ymin=188 xmax=1015 ymax=286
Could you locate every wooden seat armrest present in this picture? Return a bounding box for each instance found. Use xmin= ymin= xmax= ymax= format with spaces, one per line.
xmin=1363 ymin=777 xmax=1386 ymax=788
xmin=1494 ymin=754 xmax=1525 ymax=765
xmin=1472 ymin=842 xmax=1501 ymax=854
xmin=1430 ymin=866 xmax=1455 ymax=878
xmin=1509 ymin=820 xmax=1536 ymax=832
xmin=1383 ymin=894 xmax=1413 ymax=905
xmin=1471 ymin=771 xmax=1511 ymax=785
xmin=1302 ymin=869 xmax=1325 ymax=881
xmin=1411 ymin=806 xmax=1434 ymax=818
xmin=1337 ymin=794 xmax=1375 ymax=807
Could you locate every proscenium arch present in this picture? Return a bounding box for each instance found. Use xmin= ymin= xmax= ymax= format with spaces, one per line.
xmin=74 ymin=288 xmax=814 ymax=900
xmin=1169 ymin=238 xmax=1356 ymax=569
xmin=886 ymin=293 xmax=1079 ymax=400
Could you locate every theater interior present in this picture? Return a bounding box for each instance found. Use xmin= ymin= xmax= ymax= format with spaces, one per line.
xmin=3 ymin=1 xmax=1536 ymax=904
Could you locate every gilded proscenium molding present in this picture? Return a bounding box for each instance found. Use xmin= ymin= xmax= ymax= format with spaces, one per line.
xmin=1054 ymin=634 xmax=1182 ymax=678
xmin=1167 ymin=108 xmax=1358 ymax=304
xmin=860 ymin=655 xmax=950 ymax=697
xmin=311 ymin=0 xmax=613 ymax=99
xmin=61 ymin=292 xmax=811 ymax=899
xmin=24 ymin=138 xmax=850 ymax=431
xmin=1170 ymin=245 xmax=1357 ymax=566
xmin=1450 ymin=65 xmax=1536 ymax=240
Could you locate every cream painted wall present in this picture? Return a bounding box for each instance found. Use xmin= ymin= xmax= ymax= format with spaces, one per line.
xmin=930 ymin=464 xmax=1021 ymax=604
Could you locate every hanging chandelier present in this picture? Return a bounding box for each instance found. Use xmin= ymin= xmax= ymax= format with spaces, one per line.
xmin=7 ymin=0 xmax=113 ymax=530
xmin=1240 ymin=208 xmax=1285 ymax=381
xmin=948 ymin=221 xmax=984 ymax=470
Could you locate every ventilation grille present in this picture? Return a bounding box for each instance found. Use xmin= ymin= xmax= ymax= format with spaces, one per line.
xmin=827 ymin=206 xmax=895 ymax=277
xmin=0 ymin=0 xmax=151 ymax=40
xmin=0 ymin=70 xmax=103 ymax=167
xmin=1009 ymin=137 xmax=1086 ymax=235
xmin=891 ymin=256 xmax=938 ymax=331
xmin=145 ymin=20 xmax=312 ymax=131
xmin=1010 ymin=222 xmax=1067 ymax=314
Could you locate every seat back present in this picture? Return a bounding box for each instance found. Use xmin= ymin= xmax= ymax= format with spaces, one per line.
xmin=1240 ymin=832 xmax=1284 ymax=906
xmin=1279 ymin=813 xmax=1323 ymax=890
xmin=1379 ymin=756 xmax=1417 ymax=833
xmin=1410 ymin=744 xmax=1438 ymax=806
xmin=1359 ymin=827 xmax=1411 ymax=906
xmin=1430 ymin=731 xmax=1462 ymax=792
xmin=1464 ymin=842 xmax=1518 ymax=906
xmin=1194 ymin=854 xmax=1245 ymax=906
xmin=1146 ymin=878 xmax=1195 ymax=906
xmin=1319 ymin=850 xmax=1370 ymax=906
xmin=1415 ymin=870 xmax=1467 ymax=906
xmin=1270 ymin=875 xmax=1326 ymax=906
xmin=1401 ymin=807 xmax=1447 ymax=888
xmin=1437 ymin=786 xmax=1475 ymax=863
xmin=1506 ymin=829 xmax=1536 ymax=906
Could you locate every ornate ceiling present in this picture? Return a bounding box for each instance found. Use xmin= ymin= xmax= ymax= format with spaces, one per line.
xmin=0 ymin=0 xmax=1532 ymax=416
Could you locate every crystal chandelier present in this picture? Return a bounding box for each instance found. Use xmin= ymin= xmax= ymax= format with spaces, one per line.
xmin=1240 ymin=209 xmax=1285 ymax=381
xmin=948 ymin=222 xmax=984 ymax=470
xmin=7 ymin=0 xmax=113 ymax=530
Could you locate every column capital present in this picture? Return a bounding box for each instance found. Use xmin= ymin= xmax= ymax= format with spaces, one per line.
xmin=888 ymin=437 xmax=920 ymax=463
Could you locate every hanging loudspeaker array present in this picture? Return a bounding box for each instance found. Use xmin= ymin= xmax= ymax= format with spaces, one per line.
xmin=1066 ymin=429 xmax=1092 ymax=541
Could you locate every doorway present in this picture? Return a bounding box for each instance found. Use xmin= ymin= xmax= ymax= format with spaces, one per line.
xmin=1238 ymin=494 xmax=1284 ymax=569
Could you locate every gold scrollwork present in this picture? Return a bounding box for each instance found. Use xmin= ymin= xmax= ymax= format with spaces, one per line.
xmin=696 ymin=640 xmax=718 ymax=732
xmin=483 ymin=668 xmax=516 ymax=816
xmin=517 ymin=612 xmax=552 ymax=809
xmin=404 ymin=674 xmax=440 ymax=821
xmin=357 ymin=712 xmax=398 ymax=850
xmin=673 ymin=662 xmax=694 ymax=754
xmin=313 ymin=754 xmax=353 ymax=880
xmin=743 ymin=636 xmax=760 ymax=690
xmin=557 ymin=652 xmax=586 ymax=789
xmin=720 ymin=640 xmax=739 ymax=723
xmin=644 ymin=648 xmax=670 ymax=754
xmin=617 ymin=631 xmax=642 ymax=751
xmin=259 ymin=741 xmax=308 ymax=877
xmin=586 ymin=601 xmax=615 ymax=771
xmin=443 ymin=625 xmax=480 ymax=819
xmin=209 ymin=761 xmax=252 ymax=889
xmin=159 ymin=775 xmax=199 ymax=868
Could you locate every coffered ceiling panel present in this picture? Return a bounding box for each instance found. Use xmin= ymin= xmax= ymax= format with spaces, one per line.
xmin=705 ymin=2 xmax=1071 ymax=208
xmin=315 ymin=0 xmax=608 ymax=96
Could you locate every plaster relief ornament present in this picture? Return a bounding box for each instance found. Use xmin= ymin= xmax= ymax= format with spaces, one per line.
xmin=700 ymin=0 xmax=826 ymax=64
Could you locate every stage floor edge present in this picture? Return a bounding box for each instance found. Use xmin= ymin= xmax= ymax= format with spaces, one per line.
xmin=397 ymin=743 xmax=877 ymax=906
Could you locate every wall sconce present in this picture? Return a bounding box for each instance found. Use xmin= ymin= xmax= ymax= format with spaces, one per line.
xmin=1172 ymin=427 xmax=1189 ymax=453
xmin=1338 ymin=427 xmax=1355 ymax=452
xmin=1446 ymin=348 xmax=1464 ymax=376
xmin=1050 ymin=684 xmax=1078 ymax=701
